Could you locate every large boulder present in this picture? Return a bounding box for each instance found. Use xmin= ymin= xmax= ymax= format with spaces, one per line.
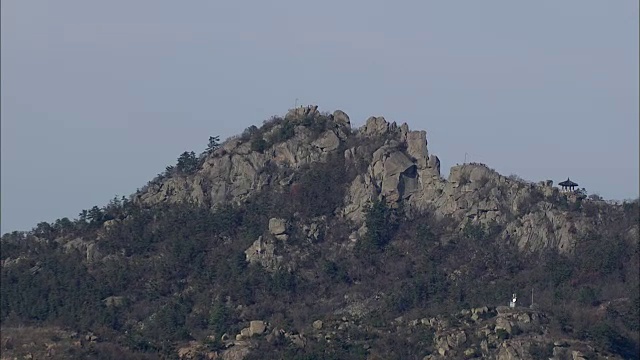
xmin=332 ymin=110 xmax=351 ymax=128
xmin=245 ymin=236 xmax=281 ymax=271
xmin=286 ymin=105 xmax=319 ymax=120
xmin=362 ymin=116 xmax=390 ymax=136
xmin=103 ymin=296 xmax=125 ymax=308
xmin=380 ymin=152 xmax=416 ymax=202
xmin=404 ymin=130 xmax=429 ymax=168
xmin=268 ymin=218 xmax=287 ymax=236
xmin=312 ymin=131 xmax=340 ymax=152
xmin=249 ymin=320 xmax=266 ymax=336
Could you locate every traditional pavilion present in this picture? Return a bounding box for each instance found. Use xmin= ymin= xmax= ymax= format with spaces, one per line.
xmin=558 ymin=178 xmax=579 ymax=192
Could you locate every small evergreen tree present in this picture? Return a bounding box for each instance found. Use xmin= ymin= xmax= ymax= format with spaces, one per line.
xmin=208 ymin=300 xmax=231 ymax=335
xmin=360 ymin=197 xmax=399 ymax=251
xmin=53 ymin=217 xmax=74 ymax=234
xmin=176 ymin=151 xmax=198 ymax=174
xmin=33 ymin=222 xmax=53 ymax=238
xmin=206 ymin=136 xmax=221 ymax=153
xmin=88 ymin=206 xmax=104 ymax=224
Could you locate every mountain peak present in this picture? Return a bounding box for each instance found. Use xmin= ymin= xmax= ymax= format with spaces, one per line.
xmin=2 ymin=107 xmax=638 ymax=360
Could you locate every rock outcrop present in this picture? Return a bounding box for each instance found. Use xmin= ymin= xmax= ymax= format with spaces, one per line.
xmin=135 ymin=107 xmax=349 ymax=211
xmin=244 ymin=236 xmax=281 ymax=271
xmin=304 ymin=306 xmax=621 ymax=360
xmin=236 ymin=320 xmax=268 ymax=341
xmin=286 ymin=105 xmax=319 ymax=120
xmin=332 ymin=110 xmax=350 ymax=128
xmin=268 ymin=218 xmax=288 ymax=240
xmin=133 ymin=106 xmax=600 ymax=254
xmin=2 ymin=106 xmax=633 ymax=360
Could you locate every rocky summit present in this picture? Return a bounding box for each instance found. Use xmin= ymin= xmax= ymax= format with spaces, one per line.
xmin=2 ymin=106 xmax=639 ymax=359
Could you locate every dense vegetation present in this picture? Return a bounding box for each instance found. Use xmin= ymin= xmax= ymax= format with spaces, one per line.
xmin=1 ymin=114 xmax=639 ymax=359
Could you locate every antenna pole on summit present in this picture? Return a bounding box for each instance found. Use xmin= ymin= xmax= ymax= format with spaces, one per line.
xmin=295 ymin=98 xmax=299 ymax=108
xmin=464 ymin=152 xmax=468 ymax=164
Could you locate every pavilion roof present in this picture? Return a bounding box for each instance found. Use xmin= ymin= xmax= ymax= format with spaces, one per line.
xmin=558 ymin=178 xmax=579 ymax=187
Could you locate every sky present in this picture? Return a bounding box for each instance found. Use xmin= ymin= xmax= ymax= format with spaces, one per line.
xmin=1 ymin=1 xmax=638 ymax=234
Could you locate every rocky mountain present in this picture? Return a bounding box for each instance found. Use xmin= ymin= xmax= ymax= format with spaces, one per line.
xmin=134 ymin=106 xmax=623 ymax=255
xmin=2 ymin=106 xmax=638 ymax=359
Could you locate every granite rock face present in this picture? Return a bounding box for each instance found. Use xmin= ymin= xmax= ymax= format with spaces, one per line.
xmin=133 ymin=106 xmax=599 ymax=254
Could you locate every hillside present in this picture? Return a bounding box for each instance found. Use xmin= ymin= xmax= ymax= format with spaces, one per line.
xmin=2 ymin=106 xmax=639 ymax=359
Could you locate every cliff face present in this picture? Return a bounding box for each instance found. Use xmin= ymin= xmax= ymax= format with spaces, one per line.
xmin=133 ymin=106 xmax=625 ymax=255
xmin=135 ymin=107 xmax=348 ymax=208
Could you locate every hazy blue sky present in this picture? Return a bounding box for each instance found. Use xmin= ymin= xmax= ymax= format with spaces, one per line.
xmin=2 ymin=1 xmax=638 ymax=233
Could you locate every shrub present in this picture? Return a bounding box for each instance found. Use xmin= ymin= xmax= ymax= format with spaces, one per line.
xmin=496 ymin=328 xmax=509 ymax=340
xmin=529 ymin=342 xmax=554 ymax=360
xmin=416 ymin=223 xmax=436 ymax=244
xmin=241 ymin=125 xmax=260 ymax=141
xmin=288 ymin=153 xmax=348 ymax=218
xmin=251 ymin=137 xmax=268 ymax=153
xmin=268 ymin=120 xmax=296 ymax=144
xmin=511 ymin=325 xmax=523 ymax=336
xmin=462 ymin=221 xmax=486 ymax=241
xmin=261 ymin=116 xmax=284 ymax=132
xmin=577 ymin=286 xmax=600 ymax=306
xmin=507 ymin=174 xmax=524 ymax=182
xmin=589 ymin=322 xmax=638 ymax=359
xmin=323 ymin=261 xmax=350 ymax=283
xmin=301 ymin=114 xmax=332 ymax=139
